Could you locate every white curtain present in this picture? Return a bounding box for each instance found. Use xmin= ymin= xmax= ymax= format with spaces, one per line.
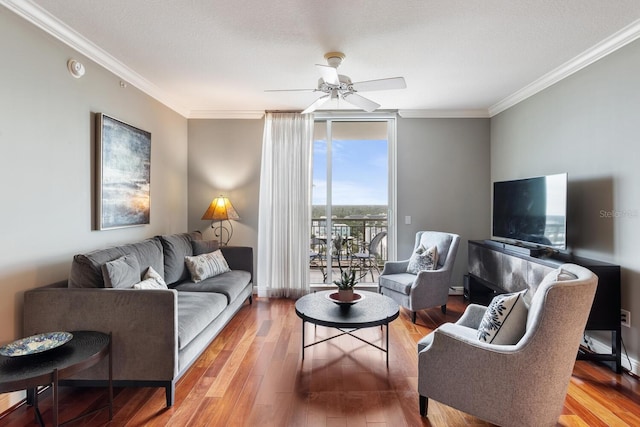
xmin=257 ymin=112 xmax=314 ymax=298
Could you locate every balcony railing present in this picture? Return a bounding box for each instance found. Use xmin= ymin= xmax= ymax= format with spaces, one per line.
xmin=310 ymin=216 xmax=388 ymax=284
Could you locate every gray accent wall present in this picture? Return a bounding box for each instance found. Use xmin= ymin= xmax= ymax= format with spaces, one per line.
xmin=0 ymin=5 xmax=188 ymax=392
xmin=187 ymin=119 xmax=263 ymax=270
xmin=397 ymin=118 xmax=491 ymax=288
xmin=491 ymin=38 xmax=640 ymax=370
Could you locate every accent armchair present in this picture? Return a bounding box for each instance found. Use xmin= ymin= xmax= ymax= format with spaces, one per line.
xmin=378 ymin=231 xmax=460 ymax=323
xmin=417 ymin=263 xmax=597 ymax=427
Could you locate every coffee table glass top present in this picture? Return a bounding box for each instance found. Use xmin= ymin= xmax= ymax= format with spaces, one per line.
xmin=295 ymin=290 xmax=399 ymax=328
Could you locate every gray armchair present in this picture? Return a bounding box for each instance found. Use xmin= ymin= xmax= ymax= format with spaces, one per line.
xmin=417 ymin=263 xmax=597 ymax=427
xmin=378 ymin=231 xmax=460 ymax=323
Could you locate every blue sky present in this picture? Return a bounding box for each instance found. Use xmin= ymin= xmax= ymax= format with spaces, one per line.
xmin=312 ymin=139 xmax=388 ymax=205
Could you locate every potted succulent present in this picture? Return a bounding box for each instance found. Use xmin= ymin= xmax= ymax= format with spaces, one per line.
xmin=334 ymin=269 xmax=358 ymax=301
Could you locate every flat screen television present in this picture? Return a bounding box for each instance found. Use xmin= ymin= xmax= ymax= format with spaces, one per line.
xmin=492 ymin=173 xmax=567 ymax=250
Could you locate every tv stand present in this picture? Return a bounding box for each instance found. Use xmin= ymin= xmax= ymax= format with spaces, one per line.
xmin=466 ymin=240 xmax=621 ymax=373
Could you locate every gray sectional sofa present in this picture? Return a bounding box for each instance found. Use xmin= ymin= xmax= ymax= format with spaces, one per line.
xmin=22 ymin=232 xmax=253 ymax=407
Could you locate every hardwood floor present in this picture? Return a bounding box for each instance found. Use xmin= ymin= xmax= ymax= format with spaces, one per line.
xmin=2 ymin=295 xmax=639 ymax=426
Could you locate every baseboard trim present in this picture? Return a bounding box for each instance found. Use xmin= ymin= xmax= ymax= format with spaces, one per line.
xmin=584 ymin=334 xmax=639 ymax=376
xmin=449 ymin=286 xmax=464 ymax=296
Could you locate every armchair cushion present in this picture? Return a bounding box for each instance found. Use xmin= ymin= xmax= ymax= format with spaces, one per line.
xmin=378 ymin=273 xmax=416 ymax=295
xmin=477 ymin=290 xmax=528 ymax=344
xmin=407 ymin=245 xmax=438 ymax=274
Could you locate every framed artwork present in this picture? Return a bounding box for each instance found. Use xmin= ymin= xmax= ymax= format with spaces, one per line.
xmin=96 ymin=113 xmax=151 ymax=230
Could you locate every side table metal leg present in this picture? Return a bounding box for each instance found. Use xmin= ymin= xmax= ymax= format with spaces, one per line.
xmin=108 ymin=333 xmax=114 ymax=420
xmin=32 ymin=387 xmax=44 ymax=427
xmin=301 ymin=320 xmax=305 ymax=360
xmin=386 ymin=323 xmax=390 ymax=368
xmin=53 ymin=368 xmax=59 ymax=427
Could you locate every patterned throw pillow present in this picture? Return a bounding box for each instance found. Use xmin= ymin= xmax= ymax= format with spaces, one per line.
xmin=407 ymin=244 xmax=438 ymax=274
xmin=101 ymin=254 xmax=140 ymax=289
xmin=133 ymin=266 xmax=168 ymax=290
xmin=477 ymin=290 xmax=528 ymax=344
xmin=185 ymin=250 xmax=231 ymax=283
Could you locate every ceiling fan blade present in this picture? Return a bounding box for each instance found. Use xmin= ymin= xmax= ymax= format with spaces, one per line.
xmin=302 ymin=94 xmax=330 ymax=114
xmin=316 ymin=64 xmax=340 ymax=86
xmin=341 ymin=92 xmax=380 ymax=112
xmin=264 ymin=88 xmax=316 ymax=92
xmin=351 ymin=77 xmax=406 ymax=92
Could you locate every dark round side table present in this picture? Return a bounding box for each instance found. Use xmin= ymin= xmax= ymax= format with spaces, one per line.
xmin=0 ymin=330 xmax=113 ymax=426
xmin=295 ymin=290 xmax=400 ymax=366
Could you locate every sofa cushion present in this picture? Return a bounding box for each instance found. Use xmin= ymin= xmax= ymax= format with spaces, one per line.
xmin=378 ymin=273 xmax=416 ymax=295
xmin=192 ymin=239 xmax=220 ymax=255
xmin=177 ymin=291 xmax=227 ymax=350
xmin=158 ymin=233 xmax=195 ymax=286
xmin=185 ymin=250 xmax=231 ymax=283
xmin=477 ymin=290 xmax=528 ymax=344
xmin=69 ymin=237 xmax=164 ymax=288
xmin=102 ymin=255 xmax=141 ymax=288
xmin=174 ymin=270 xmax=251 ymax=304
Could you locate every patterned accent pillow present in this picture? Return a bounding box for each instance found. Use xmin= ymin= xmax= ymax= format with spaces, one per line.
xmin=406 ymin=244 xmax=438 ymax=274
xmin=133 ymin=266 xmax=168 ymax=290
xmin=185 ymin=250 xmax=231 ymax=283
xmin=101 ymin=254 xmax=140 ymax=289
xmin=477 ymin=290 xmax=528 ymax=344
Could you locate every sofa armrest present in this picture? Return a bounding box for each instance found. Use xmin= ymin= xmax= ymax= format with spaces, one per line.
xmin=220 ymin=246 xmax=253 ymax=283
xmin=23 ymin=287 xmax=178 ymax=382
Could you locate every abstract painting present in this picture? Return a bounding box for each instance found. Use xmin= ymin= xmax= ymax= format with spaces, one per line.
xmin=96 ymin=113 xmax=151 ymax=230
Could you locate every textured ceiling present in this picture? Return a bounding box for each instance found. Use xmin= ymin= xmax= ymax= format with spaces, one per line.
xmin=9 ymin=0 xmax=640 ymax=117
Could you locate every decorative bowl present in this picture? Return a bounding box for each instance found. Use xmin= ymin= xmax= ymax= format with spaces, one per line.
xmin=325 ymin=291 xmax=365 ymax=306
xmin=0 ymin=331 xmax=73 ymax=357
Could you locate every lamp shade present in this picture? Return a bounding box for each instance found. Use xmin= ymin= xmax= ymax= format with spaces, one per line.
xmin=201 ymin=196 xmax=240 ymax=221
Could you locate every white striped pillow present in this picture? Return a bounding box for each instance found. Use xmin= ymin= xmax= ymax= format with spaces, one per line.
xmin=185 ymin=250 xmax=231 ymax=283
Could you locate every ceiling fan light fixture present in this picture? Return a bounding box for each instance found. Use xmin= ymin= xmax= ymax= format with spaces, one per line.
xmin=324 ymin=51 xmax=345 ymax=68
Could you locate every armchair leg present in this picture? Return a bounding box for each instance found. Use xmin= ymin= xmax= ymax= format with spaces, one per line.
xmin=411 ymin=311 xmax=417 ymax=324
xmin=419 ymin=395 xmax=428 ymax=416
xmin=441 ymin=304 xmax=446 ymax=314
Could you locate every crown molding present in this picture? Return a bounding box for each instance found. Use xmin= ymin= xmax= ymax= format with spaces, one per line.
xmin=188 ymin=110 xmax=266 ymax=119
xmin=2 ymin=0 xmax=190 ymax=117
xmin=398 ymin=109 xmax=490 ymax=118
xmin=489 ymin=18 xmax=640 ymax=117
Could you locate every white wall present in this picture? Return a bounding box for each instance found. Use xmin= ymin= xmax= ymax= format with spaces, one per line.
xmin=397 ymin=118 xmax=491 ymax=287
xmin=0 ymin=8 xmax=189 ymax=409
xmin=491 ymin=38 xmax=640 ymax=372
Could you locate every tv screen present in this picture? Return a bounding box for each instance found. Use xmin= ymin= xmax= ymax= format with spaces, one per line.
xmin=492 ymin=173 xmax=567 ymax=250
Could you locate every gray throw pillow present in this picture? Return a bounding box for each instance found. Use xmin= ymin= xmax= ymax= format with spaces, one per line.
xmin=102 ymin=255 xmax=140 ymax=289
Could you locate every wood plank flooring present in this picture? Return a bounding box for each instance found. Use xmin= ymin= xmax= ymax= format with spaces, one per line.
xmin=1 ymin=295 xmax=639 ymax=426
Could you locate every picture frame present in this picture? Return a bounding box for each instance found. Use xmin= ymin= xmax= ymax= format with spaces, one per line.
xmin=95 ymin=113 xmax=151 ymax=230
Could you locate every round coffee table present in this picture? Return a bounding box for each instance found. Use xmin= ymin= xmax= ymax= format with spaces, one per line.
xmin=295 ymin=290 xmax=399 ymax=366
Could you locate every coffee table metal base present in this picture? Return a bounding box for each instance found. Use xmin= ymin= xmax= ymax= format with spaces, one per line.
xmin=301 ymin=322 xmax=391 ymax=366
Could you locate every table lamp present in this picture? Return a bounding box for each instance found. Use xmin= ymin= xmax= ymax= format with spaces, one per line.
xmin=201 ymin=195 xmax=240 ymax=245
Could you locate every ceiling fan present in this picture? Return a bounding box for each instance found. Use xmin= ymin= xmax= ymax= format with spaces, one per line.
xmin=266 ymin=52 xmax=407 ymax=114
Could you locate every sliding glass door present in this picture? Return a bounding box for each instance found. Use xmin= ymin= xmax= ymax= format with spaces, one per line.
xmin=310 ymin=115 xmax=396 ymax=286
